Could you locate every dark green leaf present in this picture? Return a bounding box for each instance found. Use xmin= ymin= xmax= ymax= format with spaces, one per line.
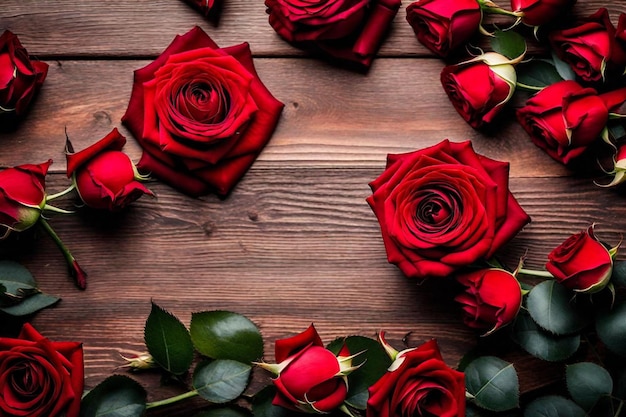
xmin=80 ymin=375 xmax=147 ymax=417
xmin=0 ymin=292 xmax=59 ymax=316
xmin=527 ymin=281 xmax=588 ymax=335
xmin=252 ymin=386 xmax=303 ymax=417
xmin=611 ymin=260 xmax=626 ymax=288
xmin=190 ymin=311 xmax=262 ymax=364
xmin=193 ymin=408 xmax=250 ymax=417
xmin=551 ymin=51 xmax=577 ymax=81
xmin=566 ymin=362 xmax=613 ymax=410
xmin=0 ymin=260 xmax=37 ymax=295
xmin=327 ymin=335 xmax=392 ymax=410
xmin=596 ymin=302 xmax=626 ymax=357
xmin=615 ymin=368 xmax=626 ymax=400
xmin=511 ymin=311 xmax=580 ymax=361
xmin=517 ymin=60 xmax=563 ymax=89
xmin=523 ymin=395 xmax=586 ymax=417
xmin=144 ymin=302 xmax=194 ymax=375
xmin=608 ymin=124 xmax=626 ymax=142
xmin=465 ymin=356 xmax=519 ymax=412
xmin=193 ymin=359 xmax=251 ymax=403
xmin=491 ymin=30 xmax=526 ymax=60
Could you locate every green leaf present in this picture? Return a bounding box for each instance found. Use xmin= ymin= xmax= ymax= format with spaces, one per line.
xmin=465 ymin=356 xmax=519 ymax=412
xmin=491 ymin=30 xmax=526 ymax=60
xmin=552 ymin=51 xmax=577 ymax=81
xmin=144 ymin=302 xmax=194 ymax=375
xmin=516 ymin=60 xmax=564 ymax=89
xmin=252 ymin=386 xmax=302 ymax=417
xmin=596 ymin=302 xmax=626 ymax=357
xmin=523 ymin=395 xmax=586 ymax=417
xmin=566 ymin=362 xmax=613 ymax=411
xmin=615 ymin=368 xmax=626 ymax=400
xmin=611 ymin=260 xmax=626 ymax=288
xmin=0 ymin=292 xmax=60 ymax=316
xmin=511 ymin=311 xmax=580 ymax=361
xmin=193 ymin=359 xmax=251 ymax=403
xmin=80 ymin=375 xmax=147 ymax=417
xmin=190 ymin=311 xmax=263 ymax=364
xmin=193 ymin=408 xmax=250 ymax=417
xmin=326 ymin=335 xmax=392 ymax=410
xmin=0 ymin=260 xmax=38 ymax=295
xmin=527 ymin=280 xmax=588 ymax=335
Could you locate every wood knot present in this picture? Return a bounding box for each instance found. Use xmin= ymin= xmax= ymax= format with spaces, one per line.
xmin=93 ymin=110 xmax=111 ymax=126
xmin=247 ymin=211 xmax=258 ymax=222
xmin=202 ymin=221 xmax=216 ymax=236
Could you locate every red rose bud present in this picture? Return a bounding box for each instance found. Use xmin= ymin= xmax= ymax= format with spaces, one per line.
xmin=265 ymin=0 xmax=400 ymax=68
xmin=550 ymin=8 xmax=626 ymax=83
xmin=599 ymin=143 xmax=626 ymax=187
xmin=0 ymin=323 xmax=83 ymax=417
xmin=546 ymin=225 xmax=618 ymax=293
xmin=66 ymin=128 xmax=154 ymax=211
xmin=406 ymin=0 xmax=482 ymax=57
xmin=0 ymin=30 xmax=48 ymax=117
xmin=511 ymin=0 xmax=576 ymax=27
xmin=455 ymin=268 xmax=523 ymax=335
xmin=257 ymin=324 xmax=360 ymax=414
xmin=367 ymin=140 xmax=530 ymax=280
xmin=516 ymin=80 xmax=619 ymax=165
xmin=0 ymin=160 xmax=51 ymax=237
xmin=367 ymin=333 xmax=465 ymax=417
xmin=441 ymin=52 xmax=517 ymax=129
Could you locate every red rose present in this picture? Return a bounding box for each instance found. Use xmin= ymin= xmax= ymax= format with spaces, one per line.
xmin=406 ymin=0 xmax=481 ymax=57
xmin=181 ymin=0 xmax=220 ymax=16
xmin=66 ymin=128 xmax=154 ymax=211
xmin=600 ymin=143 xmax=626 ymax=187
xmin=455 ymin=268 xmax=523 ymax=335
xmin=0 ymin=160 xmax=51 ymax=237
xmin=257 ymin=324 xmax=356 ymax=414
xmin=122 ymin=26 xmax=284 ymax=197
xmin=265 ymin=0 xmax=401 ymax=68
xmin=0 ymin=323 xmax=83 ymax=417
xmin=367 ymin=334 xmax=465 ymax=417
xmin=511 ymin=0 xmax=576 ymax=27
xmin=516 ymin=80 xmax=626 ymax=165
xmin=0 ymin=30 xmax=48 ymax=117
xmin=546 ymin=225 xmax=616 ymax=293
xmin=367 ymin=140 xmax=530 ymax=280
xmin=550 ymin=8 xmax=626 ymax=83
xmin=441 ymin=52 xmax=517 ymax=129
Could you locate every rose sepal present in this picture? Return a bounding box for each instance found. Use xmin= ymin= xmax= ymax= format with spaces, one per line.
xmin=376 ymin=331 xmax=399 ymax=362
xmin=336 ymin=350 xmax=365 ymax=376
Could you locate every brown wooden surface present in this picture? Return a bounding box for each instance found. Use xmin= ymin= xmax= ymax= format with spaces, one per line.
xmin=2 ymin=1 xmax=626 ymax=415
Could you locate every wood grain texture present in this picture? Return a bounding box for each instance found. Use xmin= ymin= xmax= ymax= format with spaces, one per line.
xmin=2 ymin=0 xmax=626 ymax=415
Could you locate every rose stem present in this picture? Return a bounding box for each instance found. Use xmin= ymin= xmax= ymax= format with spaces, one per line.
xmin=46 ymin=183 xmax=76 ymax=202
xmin=517 ymin=268 xmax=554 ymax=278
xmin=145 ymin=390 xmax=200 ymax=409
xmin=39 ymin=217 xmax=87 ymax=289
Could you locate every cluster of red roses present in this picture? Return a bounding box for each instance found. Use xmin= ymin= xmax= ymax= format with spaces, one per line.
xmin=407 ymin=0 xmax=626 ymax=181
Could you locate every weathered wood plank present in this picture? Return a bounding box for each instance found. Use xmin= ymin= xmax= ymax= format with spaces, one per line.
xmin=1 ymin=0 xmax=624 ymax=58
xmin=0 ymin=58 xmax=576 ymax=178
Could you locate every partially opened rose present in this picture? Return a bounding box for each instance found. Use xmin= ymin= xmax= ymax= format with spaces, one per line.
xmin=0 ymin=30 xmax=48 ymax=117
xmin=0 ymin=323 xmax=83 ymax=417
xmin=367 ymin=140 xmax=530 ymax=280
xmin=122 ymin=26 xmax=284 ymax=196
xmin=265 ymin=0 xmax=401 ymax=68
xmin=455 ymin=268 xmax=523 ymax=335
xmin=550 ymin=8 xmax=626 ymax=83
xmin=511 ymin=0 xmax=576 ymax=27
xmin=66 ymin=128 xmax=154 ymax=211
xmin=406 ymin=0 xmax=482 ymax=57
xmin=256 ymin=324 xmax=358 ymax=414
xmin=0 ymin=160 xmax=51 ymax=238
xmin=516 ymin=80 xmax=626 ymax=165
xmin=367 ymin=333 xmax=465 ymax=417
xmin=441 ymin=52 xmax=517 ymax=129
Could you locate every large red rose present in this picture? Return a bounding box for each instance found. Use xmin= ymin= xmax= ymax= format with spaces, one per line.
xmin=511 ymin=0 xmax=576 ymax=27
xmin=516 ymin=80 xmax=626 ymax=165
xmin=0 ymin=30 xmax=48 ymax=117
xmin=0 ymin=160 xmax=51 ymax=238
xmin=441 ymin=52 xmax=517 ymax=129
xmin=257 ymin=324 xmax=355 ymax=414
xmin=406 ymin=0 xmax=482 ymax=57
xmin=367 ymin=334 xmax=465 ymax=417
xmin=265 ymin=0 xmax=401 ymax=68
xmin=550 ymin=8 xmax=626 ymax=83
xmin=122 ymin=26 xmax=284 ymax=196
xmin=367 ymin=140 xmax=530 ymax=280
xmin=0 ymin=323 xmax=83 ymax=417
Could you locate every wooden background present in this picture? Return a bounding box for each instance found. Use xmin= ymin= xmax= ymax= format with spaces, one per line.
xmin=2 ymin=1 xmax=626 ymax=415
